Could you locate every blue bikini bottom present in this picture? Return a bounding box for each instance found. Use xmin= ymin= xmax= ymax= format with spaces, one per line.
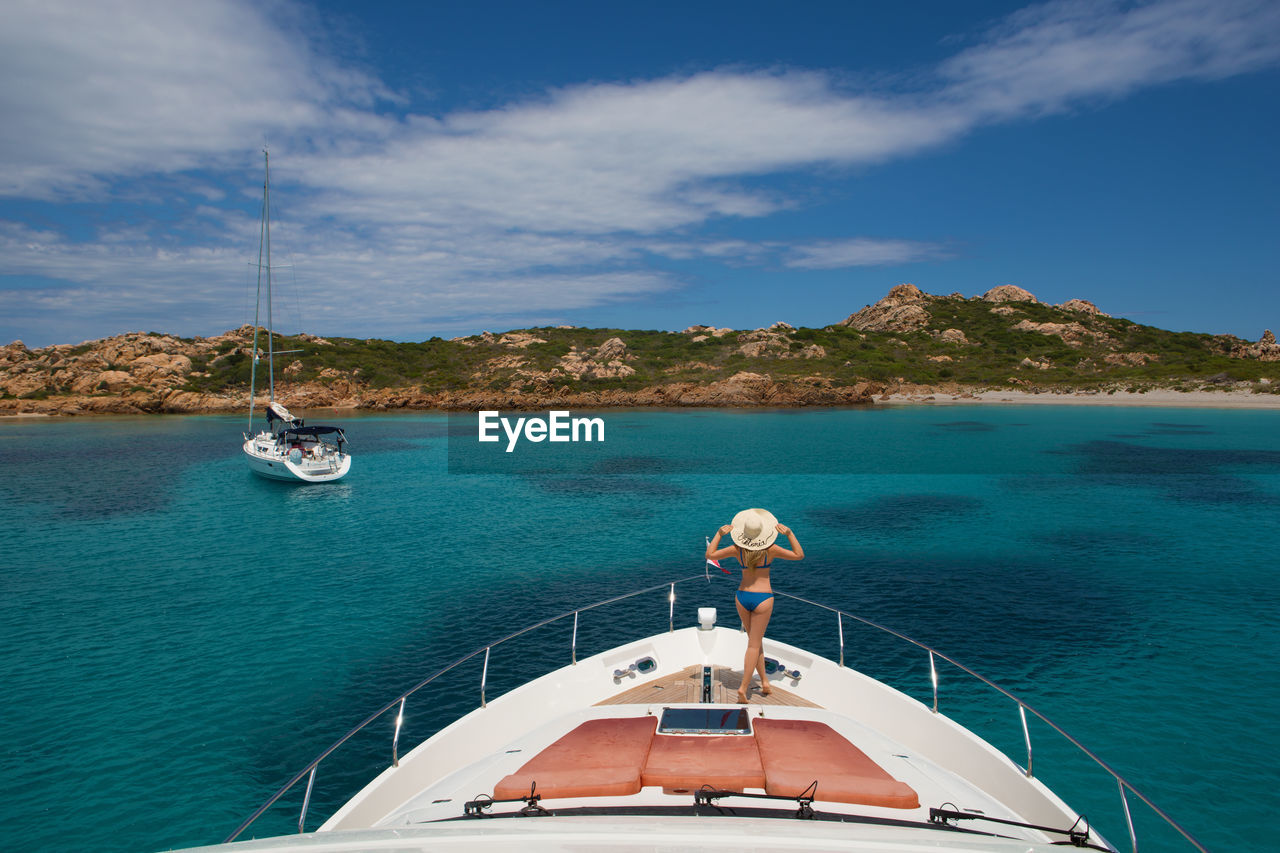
xmin=735 ymin=590 xmax=774 ymax=612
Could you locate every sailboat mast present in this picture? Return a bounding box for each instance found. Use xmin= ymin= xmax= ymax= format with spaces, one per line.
xmin=264 ymin=149 xmax=275 ymax=402
xmin=248 ymin=149 xmax=268 ymax=429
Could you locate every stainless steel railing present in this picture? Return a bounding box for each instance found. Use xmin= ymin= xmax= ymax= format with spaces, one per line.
xmin=225 ymin=575 xmax=702 ymax=841
xmin=225 ymin=574 xmax=1208 ymax=852
xmin=779 ymin=589 xmax=1208 ymax=853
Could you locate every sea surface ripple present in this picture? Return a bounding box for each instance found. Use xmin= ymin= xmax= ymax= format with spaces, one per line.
xmin=0 ymin=407 xmax=1276 ymax=851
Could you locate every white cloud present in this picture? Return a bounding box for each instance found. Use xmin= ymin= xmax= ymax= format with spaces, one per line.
xmin=289 ymin=71 xmax=954 ymax=236
xmin=0 ymin=0 xmax=393 ymax=199
xmin=787 ymin=239 xmax=951 ymax=269
xmin=0 ymin=219 xmax=673 ymax=342
xmin=937 ymin=0 xmax=1280 ymax=118
xmin=1 ymin=0 xmax=1277 ymax=343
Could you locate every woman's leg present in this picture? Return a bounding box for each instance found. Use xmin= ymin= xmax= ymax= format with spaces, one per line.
xmin=756 ymin=638 xmax=771 ymax=694
xmin=735 ymin=596 xmax=752 ymax=701
xmin=739 ymin=596 xmax=774 ymax=701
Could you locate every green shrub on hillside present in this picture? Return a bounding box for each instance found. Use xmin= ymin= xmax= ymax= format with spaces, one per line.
xmin=149 ymin=297 xmax=1280 ymax=397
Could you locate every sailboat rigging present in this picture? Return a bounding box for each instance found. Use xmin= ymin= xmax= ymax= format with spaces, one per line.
xmin=241 ymin=149 xmax=352 ymax=483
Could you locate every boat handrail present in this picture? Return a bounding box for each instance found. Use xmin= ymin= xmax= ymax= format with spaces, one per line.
xmin=776 ymin=590 xmax=1208 ymax=852
xmin=224 ymin=575 xmax=702 ymax=842
xmin=225 ymin=575 xmax=1207 ymax=852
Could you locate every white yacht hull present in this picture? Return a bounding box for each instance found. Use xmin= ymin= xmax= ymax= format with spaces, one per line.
xmin=188 ymin=817 xmax=1072 ymax=851
xmin=315 ymin=626 xmax=1107 ymax=850
xmin=191 ymin=583 xmax=1207 ymax=852
xmin=243 ymin=436 xmax=351 ymax=483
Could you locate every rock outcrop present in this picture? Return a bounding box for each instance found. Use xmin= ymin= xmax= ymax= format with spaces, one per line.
xmin=840 ymin=283 xmax=930 ymax=333
xmin=734 ymin=326 xmax=825 ymax=360
xmin=736 ymin=329 xmax=789 ymax=358
xmin=471 ymin=353 xmax=528 ymax=381
xmin=982 ymin=285 xmax=1038 ymax=303
xmin=0 ymin=340 xmax=30 ymax=365
xmin=783 ymin=344 xmax=826 ymax=360
xmin=1103 ymin=352 xmax=1158 ymax=366
xmin=1224 ymin=330 xmax=1280 ymax=361
xmin=0 ymin=330 xmax=247 ymax=400
xmin=1058 ymin=299 xmax=1107 ymax=316
xmin=559 ymin=337 xmax=636 ymax=379
xmin=498 ymin=332 xmax=547 ymax=348
xmin=1011 ymin=319 xmax=1110 ymax=348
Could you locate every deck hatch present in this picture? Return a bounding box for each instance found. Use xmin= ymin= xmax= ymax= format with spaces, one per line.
xmin=658 ymin=707 xmax=751 ymax=735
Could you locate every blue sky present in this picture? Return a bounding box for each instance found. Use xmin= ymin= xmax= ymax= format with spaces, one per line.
xmin=1 ymin=0 xmax=1277 ymax=347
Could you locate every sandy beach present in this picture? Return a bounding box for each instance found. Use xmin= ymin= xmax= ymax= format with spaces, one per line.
xmin=5 ymin=388 xmax=1280 ymax=416
xmin=880 ymin=388 xmax=1280 ymax=409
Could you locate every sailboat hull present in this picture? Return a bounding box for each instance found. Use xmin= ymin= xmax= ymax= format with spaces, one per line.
xmin=243 ymin=437 xmax=352 ymax=483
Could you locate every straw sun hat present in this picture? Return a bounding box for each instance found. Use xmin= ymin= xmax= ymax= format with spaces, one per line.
xmin=731 ymin=508 xmax=779 ymax=551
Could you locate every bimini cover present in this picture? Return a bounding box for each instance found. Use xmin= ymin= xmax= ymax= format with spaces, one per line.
xmin=266 ymin=402 xmax=295 ymax=423
xmin=281 ymin=426 xmax=345 ymax=440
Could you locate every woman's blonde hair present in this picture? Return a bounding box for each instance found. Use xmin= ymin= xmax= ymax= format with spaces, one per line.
xmin=743 ymin=547 xmax=770 ymax=568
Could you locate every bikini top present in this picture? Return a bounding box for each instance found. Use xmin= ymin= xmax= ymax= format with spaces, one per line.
xmin=737 ymin=546 xmax=773 ymax=568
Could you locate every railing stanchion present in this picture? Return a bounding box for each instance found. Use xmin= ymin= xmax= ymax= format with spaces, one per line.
xmin=1120 ymin=780 xmax=1138 ymax=852
xmin=668 ymin=583 xmax=675 ymax=633
xmin=572 ymin=610 xmax=579 ymax=665
xmin=929 ymin=650 xmax=939 ymax=713
xmin=1019 ymin=702 xmax=1033 ymax=777
xmin=837 ymin=611 xmax=845 ymax=668
xmin=298 ymin=766 xmax=316 ymax=834
xmin=392 ymin=697 xmax=407 ymax=767
xmin=480 ymin=646 xmax=490 ymax=708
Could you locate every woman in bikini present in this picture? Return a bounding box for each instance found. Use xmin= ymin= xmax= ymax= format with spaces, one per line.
xmin=705 ymin=508 xmax=804 ymax=703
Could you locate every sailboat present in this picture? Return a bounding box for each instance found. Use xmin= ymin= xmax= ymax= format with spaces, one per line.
xmin=241 ymin=150 xmax=352 ymax=483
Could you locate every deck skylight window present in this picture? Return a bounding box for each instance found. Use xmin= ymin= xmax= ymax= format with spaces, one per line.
xmin=658 ymin=707 xmax=751 ymax=735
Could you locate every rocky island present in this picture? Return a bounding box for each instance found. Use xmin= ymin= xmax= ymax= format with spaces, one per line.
xmin=3 ymin=284 xmax=1278 ymax=416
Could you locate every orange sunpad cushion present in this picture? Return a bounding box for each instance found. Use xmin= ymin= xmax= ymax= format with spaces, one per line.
xmin=494 ymin=716 xmax=658 ymax=800
xmin=641 ymin=734 xmax=765 ymax=792
xmin=754 ymin=718 xmax=920 ymax=809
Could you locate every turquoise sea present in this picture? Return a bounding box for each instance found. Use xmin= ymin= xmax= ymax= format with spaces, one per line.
xmin=1 ymin=406 xmax=1277 ymax=851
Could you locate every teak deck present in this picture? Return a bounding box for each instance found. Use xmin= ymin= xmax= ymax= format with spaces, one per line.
xmin=597 ymin=664 xmax=820 ymax=707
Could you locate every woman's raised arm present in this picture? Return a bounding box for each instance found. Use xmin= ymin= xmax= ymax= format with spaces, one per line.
xmin=771 ymin=523 xmax=804 ymax=560
xmin=706 ymin=524 xmax=738 ymax=560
